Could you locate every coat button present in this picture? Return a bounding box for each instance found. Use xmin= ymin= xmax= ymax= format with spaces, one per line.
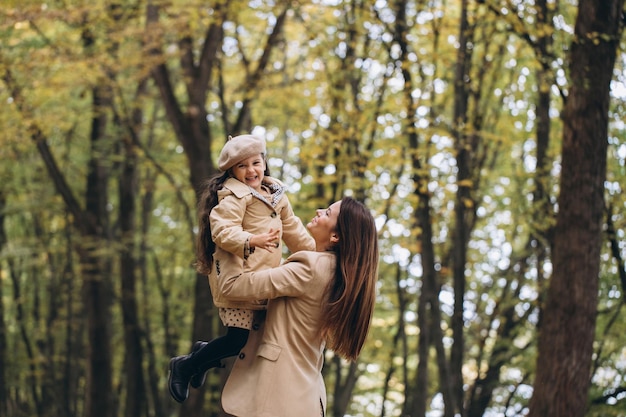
xmin=239 ymin=352 xmax=246 ymax=359
xmin=270 ymin=212 xmax=277 ymax=218
xmin=252 ymin=323 xmax=260 ymax=330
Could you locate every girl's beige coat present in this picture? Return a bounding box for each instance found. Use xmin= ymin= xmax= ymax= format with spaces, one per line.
xmin=208 ymin=177 xmax=314 ymax=310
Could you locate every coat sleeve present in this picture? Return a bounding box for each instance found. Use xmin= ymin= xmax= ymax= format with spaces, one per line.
xmin=210 ymin=192 xmax=252 ymax=257
xmin=219 ymin=252 xmax=316 ymax=301
xmin=280 ymin=197 xmax=315 ymax=253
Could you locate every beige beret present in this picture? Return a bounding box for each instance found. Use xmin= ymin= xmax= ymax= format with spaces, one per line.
xmin=218 ymin=134 xmax=267 ymax=171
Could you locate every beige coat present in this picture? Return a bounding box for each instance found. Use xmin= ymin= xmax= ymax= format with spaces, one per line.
xmin=208 ymin=177 xmax=314 ymax=310
xmin=218 ymin=251 xmax=335 ymax=417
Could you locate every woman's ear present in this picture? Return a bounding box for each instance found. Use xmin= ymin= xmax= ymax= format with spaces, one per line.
xmin=330 ymin=233 xmax=339 ymax=244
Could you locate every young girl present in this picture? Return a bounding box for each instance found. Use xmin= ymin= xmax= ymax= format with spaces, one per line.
xmin=168 ymin=134 xmax=315 ymax=403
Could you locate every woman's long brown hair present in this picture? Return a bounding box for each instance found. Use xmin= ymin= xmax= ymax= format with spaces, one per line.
xmin=321 ymin=197 xmax=379 ymax=361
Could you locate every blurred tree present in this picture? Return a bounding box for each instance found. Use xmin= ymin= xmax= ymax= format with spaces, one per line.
xmin=0 ymin=190 xmax=7 ymax=417
xmin=528 ymin=1 xmax=626 ymax=416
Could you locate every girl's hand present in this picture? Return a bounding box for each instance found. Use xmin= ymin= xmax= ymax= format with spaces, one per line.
xmin=249 ymin=228 xmax=281 ymax=252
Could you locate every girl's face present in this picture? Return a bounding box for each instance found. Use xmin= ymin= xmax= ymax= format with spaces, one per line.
xmin=307 ymin=200 xmax=341 ymax=250
xmin=231 ymin=154 xmax=265 ymax=191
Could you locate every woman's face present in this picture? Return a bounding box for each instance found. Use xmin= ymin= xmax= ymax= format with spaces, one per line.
xmin=231 ymin=154 xmax=265 ymax=191
xmin=307 ymin=200 xmax=341 ymax=247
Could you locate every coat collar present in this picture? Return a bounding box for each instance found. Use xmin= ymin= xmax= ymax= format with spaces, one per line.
xmin=223 ymin=176 xmax=285 ymax=199
xmin=223 ymin=177 xmax=252 ymax=198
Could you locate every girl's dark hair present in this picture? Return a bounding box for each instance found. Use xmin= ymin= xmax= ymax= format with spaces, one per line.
xmin=195 ymin=172 xmax=230 ymax=274
xmin=321 ymin=197 xmax=379 ymax=361
xmin=195 ymin=157 xmax=270 ymax=275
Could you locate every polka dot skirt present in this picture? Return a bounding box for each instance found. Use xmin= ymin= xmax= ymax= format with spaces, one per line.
xmin=219 ymin=307 xmax=254 ymax=329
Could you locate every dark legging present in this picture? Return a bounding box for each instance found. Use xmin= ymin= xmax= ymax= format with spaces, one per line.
xmin=192 ymin=326 xmax=249 ymax=367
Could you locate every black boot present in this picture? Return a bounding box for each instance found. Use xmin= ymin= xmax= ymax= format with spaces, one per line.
xmin=183 ymin=326 xmax=250 ymax=390
xmin=168 ymin=355 xmax=194 ymax=403
xmin=190 ymin=341 xmax=224 ymax=389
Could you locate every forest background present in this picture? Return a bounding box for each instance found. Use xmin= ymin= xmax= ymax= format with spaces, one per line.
xmin=0 ymin=1 xmax=625 ymax=417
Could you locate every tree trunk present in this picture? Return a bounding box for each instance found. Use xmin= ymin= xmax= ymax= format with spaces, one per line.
xmin=467 ymin=281 xmax=520 ymax=417
xmin=119 ymin=124 xmax=146 ymax=417
xmin=331 ymin=358 xmax=359 ymax=417
xmin=533 ymin=0 xmax=554 ymax=233
xmin=390 ymin=0 xmax=455 ymax=414
xmin=407 ymin=163 xmax=454 ymax=417
xmin=61 ymin=224 xmax=82 ymax=417
xmin=391 ymin=3 xmax=425 ymax=415
xmin=0 ymin=191 xmax=7 ymax=417
xmin=451 ymin=0 xmax=472 ymax=414
xmin=138 ymin=161 xmax=168 ymax=417
xmin=82 ymin=83 xmax=115 ymax=417
xmin=528 ymin=1 xmax=624 ymax=416
xmin=145 ymin=5 xmax=222 ymax=415
xmin=531 ymin=0 xmax=556 ymax=341
xmin=380 ymin=265 xmax=409 ymax=417
xmin=411 ymin=261 xmax=430 ymax=417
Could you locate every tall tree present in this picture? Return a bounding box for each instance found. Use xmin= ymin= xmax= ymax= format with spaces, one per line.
xmin=528 ymin=1 xmax=625 ymax=416
xmin=387 ymin=0 xmax=455 ymax=415
xmin=450 ymin=0 xmax=473 ymax=413
xmin=0 ymin=190 xmax=7 ymax=417
xmin=115 ymin=87 xmax=147 ymax=417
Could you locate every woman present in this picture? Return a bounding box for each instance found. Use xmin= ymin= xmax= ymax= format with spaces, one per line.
xmin=217 ymin=196 xmax=379 ymax=417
